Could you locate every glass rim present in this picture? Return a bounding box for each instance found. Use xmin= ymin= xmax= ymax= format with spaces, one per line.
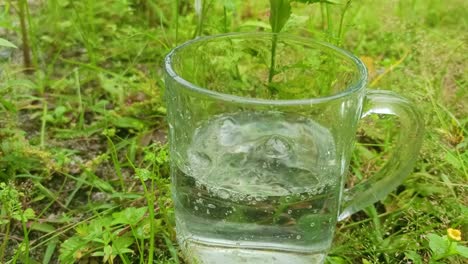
xmin=164 ymin=32 xmax=368 ymax=106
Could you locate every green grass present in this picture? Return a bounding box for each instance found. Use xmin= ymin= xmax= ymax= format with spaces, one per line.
xmin=0 ymin=0 xmax=467 ymax=263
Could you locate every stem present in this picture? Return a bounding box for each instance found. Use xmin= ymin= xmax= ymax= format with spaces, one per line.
xmin=223 ymin=6 xmax=228 ymax=33
xmin=337 ymin=0 xmax=352 ymax=46
xmin=107 ymin=137 xmax=126 ymax=191
xmin=147 ymin=175 xmax=155 ymax=264
xmin=326 ymin=3 xmax=333 ymax=42
xmin=193 ymin=0 xmax=214 ymax=38
xmin=69 ymin=1 xmax=96 ymax=65
xmin=365 ymin=206 xmax=390 ymax=263
xmin=74 ymin=69 xmax=84 ymax=130
xmin=21 ymin=219 xmax=30 ymax=260
xmin=193 ymin=0 xmax=203 ymax=38
xmin=175 ymin=0 xmax=179 ymax=45
xmin=320 ymin=2 xmax=326 ymax=31
xmin=134 ymin=171 xmax=155 ymax=263
xmin=18 ymin=0 xmax=33 ymax=73
xmin=0 ymin=221 xmax=10 ymax=262
xmin=268 ymin=34 xmax=278 ymax=84
xmin=11 ymin=219 xmax=30 ymax=263
xmin=40 ymin=101 xmax=47 ymax=148
xmin=139 ymin=238 xmax=145 ymax=264
xmin=24 ymin=0 xmax=38 ymax=73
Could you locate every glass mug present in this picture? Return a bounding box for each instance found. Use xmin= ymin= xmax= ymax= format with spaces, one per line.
xmin=164 ymin=33 xmax=423 ymax=264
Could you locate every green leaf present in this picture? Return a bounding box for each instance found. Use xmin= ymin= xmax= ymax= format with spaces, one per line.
xmin=3 ymin=79 xmax=37 ymax=90
xmin=111 ymin=207 xmax=147 ymax=226
xmin=59 ymin=236 xmax=88 ymax=264
xmin=269 ymin=0 xmax=292 ymax=33
xmin=0 ymin=37 xmax=17 ymax=48
xmin=103 ymin=244 xmax=112 ymax=263
xmin=31 ymin=222 xmax=56 ymax=233
xmin=445 ymin=151 xmax=463 ymax=169
xmin=405 ymin=251 xmax=423 ymax=264
xmin=326 ymin=256 xmax=348 ymax=264
xmin=456 ymin=245 xmax=468 ymax=258
xmin=0 ymin=98 xmax=17 ymax=112
xmin=43 ymin=238 xmax=58 ymax=264
xmin=89 ymin=174 xmax=115 ymax=193
xmin=135 ymin=168 xmax=152 ymax=181
xmin=220 ymin=0 xmax=236 ymax=11
xmin=428 ymin=233 xmax=449 ymax=258
xmin=112 ymin=236 xmax=134 ymax=254
xmin=135 ymin=218 xmax=162 ymax=239
xmin=11 ymin=208 xmax=35 ymax=222
xmin=110 ymin=116 xmax=146 ymax=130
xmin=292 ymin=0 xmax=340 ymax=4
xmin=163 ymin=234 xmax=180 ymax=264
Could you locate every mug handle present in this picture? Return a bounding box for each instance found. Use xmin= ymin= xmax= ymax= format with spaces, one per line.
xmin=338 ymin=90 xmax=424 ymax=221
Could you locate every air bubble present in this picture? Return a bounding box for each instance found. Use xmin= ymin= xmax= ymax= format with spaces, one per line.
xmin=188 ymin=151 xmax=212 ymax=168
xmin=207 ymin=204 xmax=216 ymax=209
xmin=219 ymin=117 xmax=238 ymax=146
xmin=296 ymin=235 xmax=302 ymax=240
xmin=261 ymin=135 xmax=293 ymax=158
xmin=216 ymin=189 xmax=230 ymax=200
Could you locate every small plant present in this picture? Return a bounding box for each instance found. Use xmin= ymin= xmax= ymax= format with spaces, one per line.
xmin=427 ymin=229 xmax=467 ymax=263
xmin=404 ymin=229 xmax=468 ymax=263
xmin=0 ymin=182 xmax=36 ymax=263
xmin=268 ymin=0 xmax=343 ymax=86
xmin=59 ymin=208 xmax=149 ymax=264
xmin=58 ymin=142 xmax=173 ymax=263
